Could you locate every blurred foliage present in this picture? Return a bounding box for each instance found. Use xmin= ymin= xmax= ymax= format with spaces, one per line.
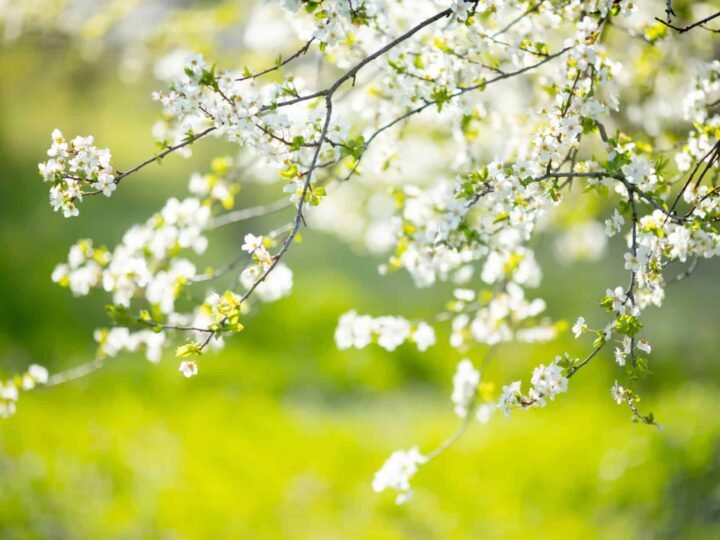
xmin=1 ymin=13 xmax=720 ymax=540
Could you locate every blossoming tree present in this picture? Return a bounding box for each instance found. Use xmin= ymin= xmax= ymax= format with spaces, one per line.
xmin=3 ymin=0 xmax=720 ymax=504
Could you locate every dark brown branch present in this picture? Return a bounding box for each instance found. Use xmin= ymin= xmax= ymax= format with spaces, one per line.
xmin=654 ymin=10 xmax=720 ymax=34
xmin=665 ymin=0 xmax=676 ymax=22
xmin=566 ymin=343 xmax=604 ymax=378
xmin=82 ymin=126 xmax=217 ymax=197
xmin=666 ymin=140 xmax=720 ymax=221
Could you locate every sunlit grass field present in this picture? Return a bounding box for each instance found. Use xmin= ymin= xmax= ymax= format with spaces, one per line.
xmin=1 ymin=35 xmax=719 ymax=539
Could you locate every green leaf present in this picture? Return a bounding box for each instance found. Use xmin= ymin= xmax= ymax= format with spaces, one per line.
xmin=176 ymin=341 xmax=203 ymax=358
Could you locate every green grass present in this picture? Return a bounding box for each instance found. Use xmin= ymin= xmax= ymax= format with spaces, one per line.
xmin=1 ymin=370 xmax=719 ymax=539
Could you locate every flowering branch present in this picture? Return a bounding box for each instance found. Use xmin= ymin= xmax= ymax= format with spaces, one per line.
xmin=15 ymin=0 xmax=720 ymax=507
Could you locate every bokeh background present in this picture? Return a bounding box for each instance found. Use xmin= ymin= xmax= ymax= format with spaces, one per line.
xmin=1 ymin=1 xmax=720 ymax=538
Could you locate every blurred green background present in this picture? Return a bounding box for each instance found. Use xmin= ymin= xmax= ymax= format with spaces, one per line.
xmin=2 ymin=7 xmax=720 ymax=539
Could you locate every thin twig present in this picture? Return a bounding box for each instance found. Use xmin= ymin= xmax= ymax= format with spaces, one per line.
xmin=210 ymin=198 xmax=291 ymax=229
xmin=235 ymin=38 xmax=315 ymax=82
xmin=46 ymin=358 xmax=105 ymax=387
xmin=654 ymin=10 xmax=720 ymax=34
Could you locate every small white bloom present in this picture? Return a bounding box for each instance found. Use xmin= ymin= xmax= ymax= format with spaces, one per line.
xmin=0 ymin=384 xmax=19 ymax=402
xmin=179 ymin=361 xmax=198 ymax=378
xmin=412 ymin=322 xmax=436 ymax=352
xmin=92 ymin=173 xmax=116 ymax=197
xmin=452 ymin=359 xmax=480 ymax=418
xmin=241 ymin=233 xmax=264 ymax=254
xmin=0 ymin=401 xmax=16 ymax=418
xmin=453 ymin=288 xmax=475 ymax=302
xmin=475 ymin=403 xmax=495 ymax=424
xmin=675 ymin=152 xmax=691 ymax=172
xmin=603 ymin=322 xmax=615 ymax=341
xmin=28 ymin=364 xmax=49 ymax=384
xmin=572 ymin=316 xmax=587 ymax=338
xmin=604 ymin=210 xmax=624 ymax=237
xmin=611 ymin=380 xmax=626 ymax=404
xmin=606 ymin=287 xmax=627 ymax=314
xmin=637 ymin=339 xmax=651 ymax=354
xmin=244 ymin=262 xmax=293 ymax=302
xmin=498 ymin=381 xmax=521 ymax=418
xmin=623 ymin=245 xmax=650 ymax=272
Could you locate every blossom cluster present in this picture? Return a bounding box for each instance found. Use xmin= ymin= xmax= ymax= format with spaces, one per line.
xmin=335 ymin=311 xmax=436 ymax=352
xmin=39 ymin=130 xmax=115 ymax=217
xmin=450 ymin=358 xmax=494 ymax=423
xmin=372 ymin=446 xmax=426 ymax=505
xmin=497 ymin=357 xmax=570 ymax=417
xmin=448 ymin=284 xmax=557 ymax=349
xmin=150 ymin=53 xmax=344 ymax=209
xmin=48 ymin=157 xmax=296 ymax=376
xmin=0 ymin=365 xmax=49 ymax=418
xmin=95 ymin=327 xmax=167 ymax=363
xmin=52 ymin=196 xmax=209 ymax=310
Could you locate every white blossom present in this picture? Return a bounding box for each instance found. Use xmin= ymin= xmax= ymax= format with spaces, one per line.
xmin=498 ymin=381 xmax=521 ymax=418
xmin=242 ymin=262 xmax=293 ymax=302
xmin=637 ymin=339 xmax=651 ymax=354
xmin=611 ymin=381 xmax=627 ymax=405
xmin=179 ymin=361 xmax=198 ymax=378
xmin=572 ymin=317 xmax=587 ymax=338
xmin=412 ymin=322 xmax=436 ymax=352
xmin=451 ymin=359 xmax=480 ymax=418
xmin=372 ymin=447 xmax=426 ymax=504
xmin=604 ymin=210 xmax=624 ymax=237
xmin=39 ymin=129 xmax=115 ymax=216
xmin=530 ymin=359 xmax=569 ymax=404
xmin=335 ymin=312 xmax=434 ymax=353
